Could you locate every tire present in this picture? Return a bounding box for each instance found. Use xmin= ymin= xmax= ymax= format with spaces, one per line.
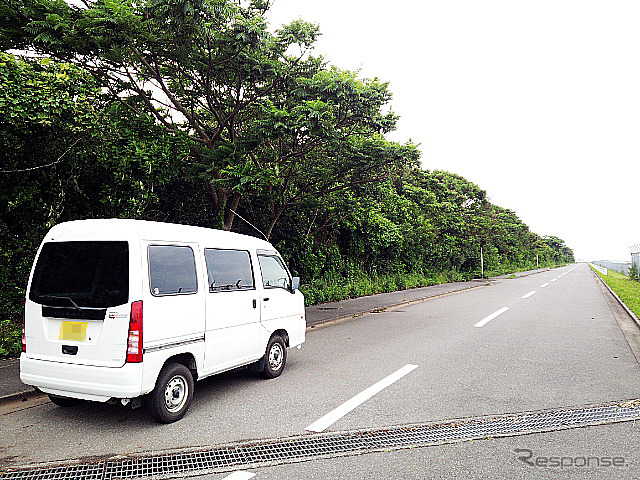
xmin=261 ymin=335 xmax=287 ymax=379
xmin=147 ymin=363 xmax=194 ymax=424
xmin=48 ymin=394 xmax=84 ymax=407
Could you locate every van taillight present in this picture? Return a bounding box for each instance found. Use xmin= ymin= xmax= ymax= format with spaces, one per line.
xmin=21 ymin=300 xmax=26 ymax=353
xmin=126 ymin=300 xmax=143 ymax=363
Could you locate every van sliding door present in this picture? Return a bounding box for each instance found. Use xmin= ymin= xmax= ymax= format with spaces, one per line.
xmin=202 ymin=248 xmax=261 ymax=373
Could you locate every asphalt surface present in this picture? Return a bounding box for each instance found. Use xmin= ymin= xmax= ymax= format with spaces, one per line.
xmin=0 ymin=274 xmax=493 ymax=401
xmin=2 ymin=264 xmax=639 ymax=479
xmin=0 ymin=268 xmax=544 ymax=401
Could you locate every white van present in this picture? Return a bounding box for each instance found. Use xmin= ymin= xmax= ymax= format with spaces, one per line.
xmin=20 ymin=219 xmax=305 ymax=423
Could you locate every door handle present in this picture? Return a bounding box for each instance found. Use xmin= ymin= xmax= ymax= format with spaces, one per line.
xmin=253 ymin=299 xmax=257 ymax=309
xmin=263 ymin=297 xmax=270 ymax=301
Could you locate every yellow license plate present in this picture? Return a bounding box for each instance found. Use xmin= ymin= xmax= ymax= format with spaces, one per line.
xmin=59 ymin=322 xmax=88 ymax=342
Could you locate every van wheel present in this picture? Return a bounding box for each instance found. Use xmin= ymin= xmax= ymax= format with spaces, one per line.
xmin=148 ymin=363 xmax=194 ymax=423
xmin=48 ymin=394 xmax=84 ymax=407
xmin=261 ymin=335 xmax=287 ymax=379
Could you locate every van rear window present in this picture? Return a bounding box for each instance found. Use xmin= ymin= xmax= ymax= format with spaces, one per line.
xmin=29 ymin=241 xmax=129 ymax=308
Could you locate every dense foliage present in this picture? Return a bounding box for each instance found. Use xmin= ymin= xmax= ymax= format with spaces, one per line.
xmin=0 ymin=0 xmax=573 ymax=356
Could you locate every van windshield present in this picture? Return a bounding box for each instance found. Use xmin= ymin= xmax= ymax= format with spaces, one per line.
xmin=29 ymin=241 xmax=129 ymax=308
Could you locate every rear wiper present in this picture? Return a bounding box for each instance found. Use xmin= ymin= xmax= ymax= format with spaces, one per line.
xmin=39 ymin=295 xmax=103 ymax=311
xmin=39 ymin=295 xmax=81 ymax=310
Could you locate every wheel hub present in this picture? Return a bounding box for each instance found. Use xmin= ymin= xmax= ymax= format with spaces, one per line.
xmin=269 ymin=343 xmax=283 ymax=370
xmin=164 ymin=375 xmax=188 ymax=413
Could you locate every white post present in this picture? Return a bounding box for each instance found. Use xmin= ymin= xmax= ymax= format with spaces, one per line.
xmin=536 ymin=254 xmax=539 ymax=269
xmin=481 ymin=247 xmax=484 ymax=278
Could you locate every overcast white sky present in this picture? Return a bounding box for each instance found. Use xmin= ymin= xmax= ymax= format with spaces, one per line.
xmin=267 ymin=0 xmax=639 ymax=262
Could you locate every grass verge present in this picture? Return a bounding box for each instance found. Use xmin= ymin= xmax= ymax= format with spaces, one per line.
xmin=300 ymin=263 xmax=566 ymax=306
xmin=300 ymin=271 xmax=466 ymax=305
xmin=592 ymin=267 xmax=640 ymax=318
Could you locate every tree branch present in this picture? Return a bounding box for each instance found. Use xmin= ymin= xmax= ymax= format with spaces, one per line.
xmin=1 ymin=138 xmax=80 ymax=173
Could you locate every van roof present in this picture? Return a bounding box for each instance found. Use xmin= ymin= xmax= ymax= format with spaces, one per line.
xmin=45 ymin=219 xmax=276 ymax=251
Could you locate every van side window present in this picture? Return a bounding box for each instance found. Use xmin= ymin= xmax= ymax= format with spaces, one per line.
xmin=205 ymin=249 xmax=255 ymax=292
xmin=148 ymin=245 xmax=198 ymax=296
xmin=258 ymin=255 xmax=291 ymax=290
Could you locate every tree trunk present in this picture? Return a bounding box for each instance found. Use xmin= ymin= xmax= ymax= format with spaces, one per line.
xmin=204 ymin=180 xmax=227 ymax=229
xmin=223 ymin=192 xmax=241 ymax=231
xmin=265 ymin=204 xmax=286 ymax=240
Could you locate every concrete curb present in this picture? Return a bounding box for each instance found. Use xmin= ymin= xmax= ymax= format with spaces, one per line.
xmin=493 ymin=267 xmax=552 ymax=280
xmin=0 ymin=388 xmax=43 ymax=405
xmin=590 ymin=267 xmax=640 ymax=330
xmin=306 ymin=281 xmax=491 ymax=330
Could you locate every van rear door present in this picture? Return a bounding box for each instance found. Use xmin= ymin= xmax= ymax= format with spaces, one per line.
xmin=26 ymin=241 xmax=132 ymax=367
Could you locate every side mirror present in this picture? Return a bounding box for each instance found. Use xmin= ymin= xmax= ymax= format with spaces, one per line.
xmin=291 ymin=277 xmax=300 ymax=292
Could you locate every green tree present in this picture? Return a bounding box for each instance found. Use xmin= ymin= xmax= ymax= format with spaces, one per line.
xmin=3 ymin=0 xmax=323 ymax=229
xmin=250 ymin=66 xmax=420 ymax=238
xmin=0 ymin=52 xmax=187 ymax=356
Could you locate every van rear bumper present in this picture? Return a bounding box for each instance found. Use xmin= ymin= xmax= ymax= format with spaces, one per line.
xmin=20 ymin=354 xmax=143 ymax=402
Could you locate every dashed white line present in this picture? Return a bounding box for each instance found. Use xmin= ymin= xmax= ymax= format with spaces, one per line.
xmin=551 ymin=278 xmax=557 ymax=282
xmin=541 ymin=283 xmax=549 ymax=288
xmin=522 ymin=291 xmax=537 ymax=299
xmin=474 ymin=307 xmax=510 ymax=328
xmin=223 ymin=472 xmax=255 ymax=480
xmin=305 ymin=364 xmax=419 ymax=433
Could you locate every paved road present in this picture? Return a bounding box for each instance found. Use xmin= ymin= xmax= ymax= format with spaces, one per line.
xmin=1 ymin=264 xmax=639 ymax=479
xmin=0 ymin=275 xmax=488 ymax=401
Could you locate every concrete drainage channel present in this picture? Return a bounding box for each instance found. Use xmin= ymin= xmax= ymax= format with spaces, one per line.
xmin=2 ymin=400 xmax=640 ymax=480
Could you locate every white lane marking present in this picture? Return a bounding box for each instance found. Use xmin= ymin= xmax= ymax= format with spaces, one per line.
xmin=305 ymin=364 xmax=419 ymax=433
xmin=540 ymin=283 xmax=549 ymax=288
xmin=522 ymin=291 xmax=537 ymax=299
xmin=551 ymin=278 xmax=557 ymax=282
xmin=223 ymin=472 xmax=255 ymax=480
xmin=474 ymin=307 xmax=510 ymax=328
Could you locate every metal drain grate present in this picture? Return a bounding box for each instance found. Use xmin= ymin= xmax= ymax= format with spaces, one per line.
xmin=0 ymin=464 xmax=104 ymax=480
xmin=3 ymin=400 xmax=639 ymax=480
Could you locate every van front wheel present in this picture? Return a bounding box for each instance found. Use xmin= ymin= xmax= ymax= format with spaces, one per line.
xmin=148 ymin=363 xmax=194 ymax=423
xmin=261 ymin=335 xmax=287 ymax=379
